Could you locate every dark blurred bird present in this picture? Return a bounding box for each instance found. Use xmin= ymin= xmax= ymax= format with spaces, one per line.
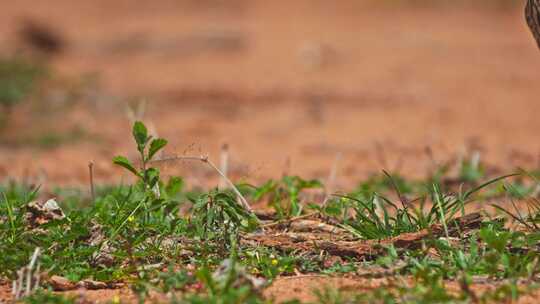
xmin=526 ymin=0 xmax=540 ymax=49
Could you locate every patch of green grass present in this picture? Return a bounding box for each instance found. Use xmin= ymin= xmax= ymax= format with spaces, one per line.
xmin=251 ymin=176 xmax=323 ymax=219
xmin=0 ymin=126 xmax=100 ymax=150
xmin=4 ymin=121 xmax=540 ymax=304
xmin=21 ymin=290 xmax=77 ymax=304
xmin=0 ymin=122 xmax=259 ymax=284
xmin=0 ymin=56 xmax=46 ymax=108
xmin=321 ymin=172 xmax=515 ymax=240
xmin=242 ymin=248 xmax=297 ymax=279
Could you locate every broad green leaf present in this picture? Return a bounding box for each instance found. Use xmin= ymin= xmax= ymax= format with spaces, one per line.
xmin=112 ymin=156 xmax=138 ymax=176
xmin=132 ymin=121 xmax=148 ymax=147
xmin=148 ymin=138 xmax=168 ymax=160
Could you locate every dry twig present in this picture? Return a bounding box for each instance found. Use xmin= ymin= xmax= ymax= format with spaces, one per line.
xmin=150 ymin=154 xmax=252 ymax=212
xmin=219 ymin=143 xmax=229 ymax=190
xmin=88 ymin=161 xmax=95 ymax=202
xmin=322 ymin=153 xmax=341 ymax=207
xmin=12 ymin=247 xmax=41 ymax=300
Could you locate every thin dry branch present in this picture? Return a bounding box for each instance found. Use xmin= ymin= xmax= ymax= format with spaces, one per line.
xmin=261 ymin=212 xmax=319 ymax=229
xmin=322 ymin=152 xmax=341 ymax=207
xmin=13 ymin=247 xmax=41 ymax=299
xmin=219 ymin=143 xmax=229 ymax=190
xmin=150 ymin=155 xmax=252 ymax=212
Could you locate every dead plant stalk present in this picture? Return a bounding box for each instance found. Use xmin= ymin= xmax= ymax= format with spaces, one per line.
xmin=150 ymin=155 xmax=252 ymax=212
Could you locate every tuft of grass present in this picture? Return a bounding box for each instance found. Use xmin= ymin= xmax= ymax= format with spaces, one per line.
xmin=252 ymin=175 xmax=323 ymax=219
xmin=330 ymin=173 xmax=516 ymax=240
xmin=0 ymin=56 xmax=46 ymax=108
xmin=21 ymin=290 xmax=77 ymax=304
xmin=0 ymin=55 xmax=47 ymax=130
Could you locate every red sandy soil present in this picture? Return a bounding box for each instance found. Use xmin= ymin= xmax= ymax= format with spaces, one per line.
xmin=0 ymin=1 xmax=539 ymax=190
xmin=2 ymin=275 xmax=539 ymax=303
xmin=264 ymin=276 xmax=540 ymax=303
xmin=1 ymin=2 xmax=540 ymax=301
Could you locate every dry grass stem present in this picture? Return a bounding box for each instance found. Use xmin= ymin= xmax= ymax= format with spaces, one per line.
xmin=88 ymin=161 xmax=95 ymax=202
xmin=151 ymin=154 xmax=252 ymax=212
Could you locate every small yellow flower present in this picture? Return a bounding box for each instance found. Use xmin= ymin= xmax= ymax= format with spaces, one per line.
xmin=127 ymin=215 xmax=135 ymax=222
xmin=271 ymin=259 xmax=278 ymax=266
xmin=112 ymin=294 xmax=121 ymax=304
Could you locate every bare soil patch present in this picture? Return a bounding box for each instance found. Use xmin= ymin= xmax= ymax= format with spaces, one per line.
xmin=0 ymin=1 xmax=539 ymax=188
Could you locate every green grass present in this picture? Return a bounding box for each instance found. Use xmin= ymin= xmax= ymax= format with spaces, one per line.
xmin=3 ymin=121 xmax=540 ymax=303
xmin=0 ymin=55 xmax=47 ymax=129
xmin=0 ymin=126 xmax=94 ymax=150
xmin=0 ymin=56 xmax=46 ymax=109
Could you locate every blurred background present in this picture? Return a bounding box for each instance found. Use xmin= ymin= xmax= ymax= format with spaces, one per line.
xmin=0 ymin=0 xmax=539 ymax=188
